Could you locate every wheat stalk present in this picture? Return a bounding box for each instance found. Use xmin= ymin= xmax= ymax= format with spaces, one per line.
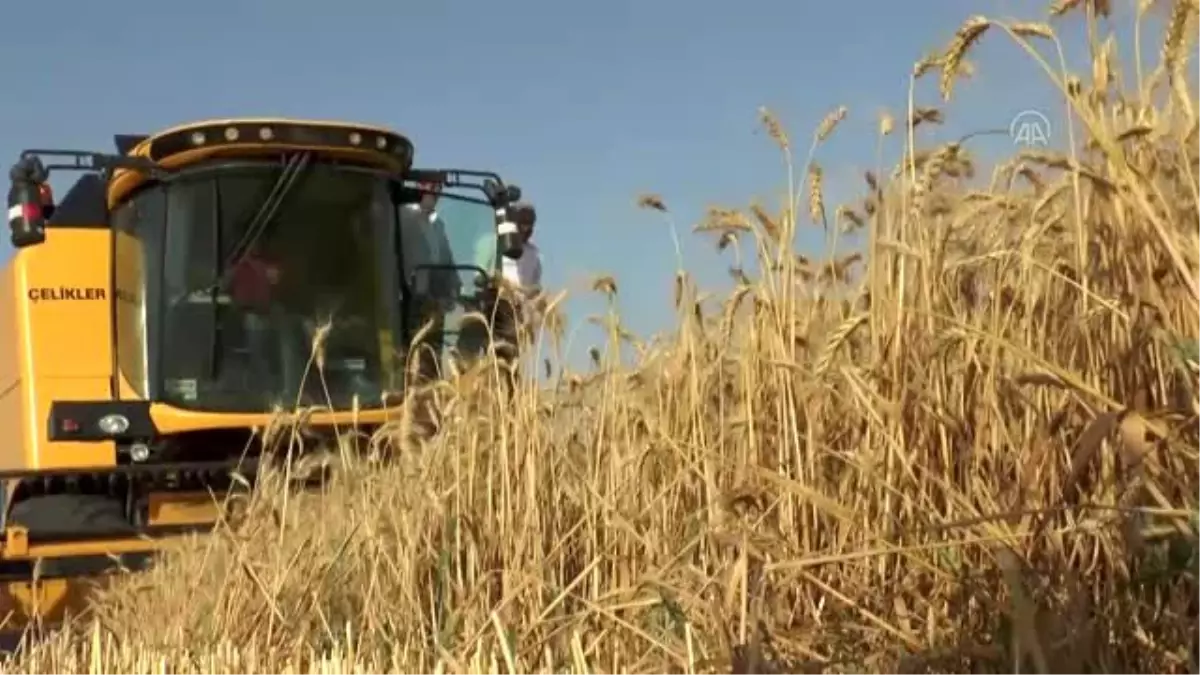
xmin=909 ymin=106 xmax=945 ymax=129
xmin=590 ymin=275 xmax=618 ymax=297
xmin=759 ymin=106 xmax=790 ymax=151
xmin=913 ymin=52 xmax=942 ymax=78
xmin=940 ymin=16 xmax=990 ymax=101
xmin=1010 ymin=21 xmax=1056 ymax=39
xmin=637 ymin=193 xmax=668 ymax=213
xmin=878 ymin=109 xmax=896 ymax=137
xmin=807 ymin=163 xmax=826 ymax=225
xmin=1162 ymin=0 xmax=1199 ymax=91
xmin=813 ymin=313 xmax=867 ymax=377
xmin=816 ymin=105 xmax=849 ymax=143
xmin=1050 ymin=0 xmax=1083 ymax=15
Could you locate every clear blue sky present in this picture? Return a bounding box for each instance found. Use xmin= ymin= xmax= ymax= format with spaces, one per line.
xmin=0 ymin=0 xmax=1165 ymax=370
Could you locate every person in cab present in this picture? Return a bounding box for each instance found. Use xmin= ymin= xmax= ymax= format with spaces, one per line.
xmin=457 ymin=200 xmax=543 ymax=372
xmin=398 ymin=181 xmax=460 ymax=382
xmin=227 ymin=241 xmax=309 ymax=401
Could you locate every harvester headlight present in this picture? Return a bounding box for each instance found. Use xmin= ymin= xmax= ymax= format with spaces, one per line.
xmin=189 ymin=131 xmax=207 ymax=146
xmin=375 ymin=136 xmax=387 ymax=150
xmin=128 ymin=442 xmax=151 ymax=463
xmin=259 ymin=126 xmax=274 ymax=141
xmin=349 ymin=132 xmax=362 ymax=146
xmin=224 ymin=126 xmax=240 ymax=141
xmin=97 ymin=413 xmax=130 ymax=435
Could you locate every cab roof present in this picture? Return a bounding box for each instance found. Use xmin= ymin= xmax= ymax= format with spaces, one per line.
xmin=125 ymin=117 xmax=413 ymax=163
xmin=107 ymin=117 xmax=415 ymax=206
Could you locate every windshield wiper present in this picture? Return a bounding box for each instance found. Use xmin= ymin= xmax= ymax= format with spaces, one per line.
xmin=171 ymin=151 xmax=314 ymax=305
xmin=222 ymin=150 xmax=313 ymax=277
xmin=205 ymin=151 xmax=313 ymax=384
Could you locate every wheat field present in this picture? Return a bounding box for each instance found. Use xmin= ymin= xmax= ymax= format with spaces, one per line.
xmin=3 ymin=1 xmax=1199 ymax=673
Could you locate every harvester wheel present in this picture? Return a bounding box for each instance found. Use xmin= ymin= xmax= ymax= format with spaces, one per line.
xmin=7 ymin=494 xmax=132 ymax=539
xmin=6 ymin=495 xmax=138 ymax=579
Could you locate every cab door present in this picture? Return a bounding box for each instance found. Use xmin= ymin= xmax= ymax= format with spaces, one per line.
xmin=111 ymin=187 xmax=167 ymax=400
xmin=395 ymin=189 xmax=500 ymax=375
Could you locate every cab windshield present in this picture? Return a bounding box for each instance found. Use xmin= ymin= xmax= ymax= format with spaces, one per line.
xmin=113 ymin=160 xmax=404 ymax=412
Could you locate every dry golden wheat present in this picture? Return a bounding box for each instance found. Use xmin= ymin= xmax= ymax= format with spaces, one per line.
xmin=913 ymin=52 xmax=942 ymax=78
xmin=1094 ymin=34 xmax=1115 ymax=96
xmin=749 ymin=203 xmax=781 ymax=242
xmin=636 ymin=193 xmax=668 ymax=213
xmin=1050 ymin=0 xmax=1083 ymax=15
xmin=4 ymin=5 xmax=1197 ymax=674
xmin=909 ymin=106 xmax=945 ymax=129
xmin=590 ymin=275 xmax=617 ymax=297
xmin=1162 ymin=0 xmax=1198 ymax=83
xmin=815 ymin=105 xmax=848 ymax=143
xmin=758 ymin=106 xmax=789 ymax=152
xmin=1010 ymin=21 xmax=1056 ymax=40
xmin=940 ymin=16 xmax=990 ymax=101
xmin=836 ymin=204 xmax=865 ymax=232
xmin=878 ymin=109 xmax=895 ymax=137
xmin=807 ymin=163 xmax=825 ymax=225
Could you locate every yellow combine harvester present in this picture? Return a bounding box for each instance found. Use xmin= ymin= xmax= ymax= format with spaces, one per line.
xmin=0 ymin=118 xmax=525 ymax=631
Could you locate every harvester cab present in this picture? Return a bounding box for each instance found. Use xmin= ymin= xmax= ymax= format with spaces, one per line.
xmin=0 ymin=118 xmax=524 ymax=630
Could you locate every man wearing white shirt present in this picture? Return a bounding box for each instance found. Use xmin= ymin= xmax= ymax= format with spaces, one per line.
xmin=458 ymin=201 xmax=543 ymax=376
xmin=501 ymin=202 xmax=542 ymax=294
xmin=491 ymin=202 xmax=541 ymax=383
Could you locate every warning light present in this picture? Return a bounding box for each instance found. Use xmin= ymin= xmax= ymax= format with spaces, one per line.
xmin=19 ymin=203 xmax=40 ymax=223
xmin=7 ymin=155 xmax=49 ymax=248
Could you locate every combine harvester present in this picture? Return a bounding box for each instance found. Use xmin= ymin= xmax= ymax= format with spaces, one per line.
xmin=0 ymin=118 xmax=524 ymax=633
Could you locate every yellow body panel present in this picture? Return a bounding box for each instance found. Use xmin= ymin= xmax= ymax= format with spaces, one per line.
xmin=149 ymin=402 xmax=402 ymax=434
xmin=0 ymin=228 xmax=116 ymax=472
xmin=0 ymin=529 xmax=201 ymax=630
xmin=146 ymin=491 xmax=222 ymax=527
xmin=1 ymin=579 xmax=88 ymax=630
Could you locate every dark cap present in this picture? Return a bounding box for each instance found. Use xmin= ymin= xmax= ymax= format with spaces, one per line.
xmin=510 ymin=201 xmax=537 ymax=226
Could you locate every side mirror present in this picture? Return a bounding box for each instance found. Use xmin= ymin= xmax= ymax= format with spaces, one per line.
xmin=482 ymin=179 xmax=502 ymax=206
xmin=482 ymin=179 xmax=522 ymax=208
xmin=7 ymin=157 xmax=50 ymax=249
